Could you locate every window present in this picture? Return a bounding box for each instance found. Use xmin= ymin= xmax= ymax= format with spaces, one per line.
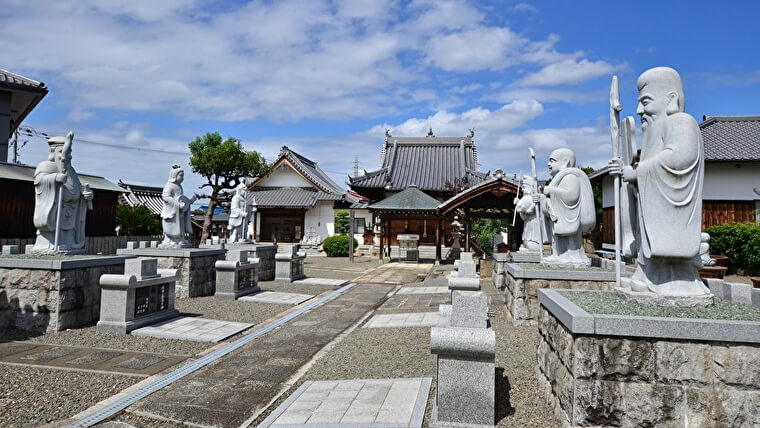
xmin=353 ymin=217 xmax=366 ymax=233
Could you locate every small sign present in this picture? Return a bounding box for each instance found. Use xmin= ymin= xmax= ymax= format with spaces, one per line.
xmin=134 ymin=284 xmax=170 ymax=318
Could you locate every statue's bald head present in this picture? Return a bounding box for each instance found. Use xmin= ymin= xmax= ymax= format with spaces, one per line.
xmin=637 ymin=67 xmax=685 ymax=113
xmin=549 ymin=148 xmax=576 ymax=168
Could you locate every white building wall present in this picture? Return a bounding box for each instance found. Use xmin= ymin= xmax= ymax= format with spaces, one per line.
xmin=351 ymin=209 xmax=373 ymax=243
xmin=304 ymin=201 xmax=335 ymax=241
xmin=257 ymin=166 xmax=312 ymax=187
xmin=703 ymin=162 xmax=760 ymax=200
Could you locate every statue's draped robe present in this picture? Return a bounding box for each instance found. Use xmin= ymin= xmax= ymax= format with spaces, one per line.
xmin=228 ymin=194 xmax=245 ymax=228
xmin=515 ymin=194 xmax=550 ymax=250
xmin=33 ymin=163 xmax=88 ymax=252
xmin=546 ymin=168 xmax=596 ymax=236
xmin=161 ymin=182 xmax=192 ymax=244
xmin=622 ymin=113 xmax=707 ymax=295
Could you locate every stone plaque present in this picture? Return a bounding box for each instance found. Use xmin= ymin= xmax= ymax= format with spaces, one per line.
xmin=134 ymin=284 xmax=170 ymax=318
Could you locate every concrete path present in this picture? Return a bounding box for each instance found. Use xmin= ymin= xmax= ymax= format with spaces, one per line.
xmin=397 ymin=286 xmax=449 ymax=294
xmin=293 ymin=278 xmax=348 ymax=287
xmin=352 ymin=263 xmax=432 ymax=285
xmin=0 ymin=342 xmax=185 ymax=377
xmin=131 ymin=317 xmax=252 ymax=342
xmin=259 ymin=377 xmax=432 ymax=427
xmin=132 ymin=284 xmax=395 ymax=427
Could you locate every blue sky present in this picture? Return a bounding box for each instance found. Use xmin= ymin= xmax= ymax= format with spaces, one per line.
xmin=3 ymin=0 xmax=759 ymax=198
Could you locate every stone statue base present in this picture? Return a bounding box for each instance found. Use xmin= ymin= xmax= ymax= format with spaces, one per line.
xmin=540 ymin=259 xmax=590 ymax=269
xmin=616 ymin=283 xmax=714 ymax=308
xmin=157 ymin=238 xmax=192 ymax=249
xmin=28 ymin=247 xmax=86 ymax=256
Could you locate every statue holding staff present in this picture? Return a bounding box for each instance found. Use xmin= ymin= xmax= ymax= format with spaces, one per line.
xmin=514 ymin=175 xmax=550 ymax=252
xmin=159 ymin=165 xmax=196 ymax=248
xmin=227 ymin=182 xmax=248 ymax=242
xmin=31 ymin=132 xmax=93 ymax=255
xmin=608 ymin=67 xmax=710 ymax=301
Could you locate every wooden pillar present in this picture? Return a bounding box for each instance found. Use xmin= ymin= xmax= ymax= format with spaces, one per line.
xmin=436 ymin=215 xmax=442 ymax=264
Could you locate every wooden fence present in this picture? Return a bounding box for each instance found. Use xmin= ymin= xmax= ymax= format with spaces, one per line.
xmin=0 ymin=235 xmax=164 ymax=255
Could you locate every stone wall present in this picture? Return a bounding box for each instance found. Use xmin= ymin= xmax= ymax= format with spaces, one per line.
xmin=0 ymin=259 xmax=125 ymax=333
xmin=536 ymin=306 xmax=760 ymax=427
xmin=154 ymin=254 xmax=221 ymax=298
xmin=505 ymin=275 xmax=615 ymax=326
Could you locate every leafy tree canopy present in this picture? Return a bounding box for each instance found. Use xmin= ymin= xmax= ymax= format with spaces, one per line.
xmin=188 ymin=132 xmax=271 ymax=241
xmin=116 ymin=205 xmax=161 ymax=236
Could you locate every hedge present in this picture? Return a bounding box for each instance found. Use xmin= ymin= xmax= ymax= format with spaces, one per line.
xmin=705 ymin=222 xmax=760 ymax=275
xmin=322 ymin=234 xmax=359 ymax=257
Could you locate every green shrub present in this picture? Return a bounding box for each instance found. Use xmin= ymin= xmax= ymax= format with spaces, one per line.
xmin=335 ymin=210 xmax=350 ymax=234
xmin=322 ymin=234 xmax=359 ymax=257
xmin=705 ymin=222 xmax=760 ymax=274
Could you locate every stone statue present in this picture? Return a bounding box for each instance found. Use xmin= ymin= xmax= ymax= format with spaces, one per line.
xmin=699 ymin=233 xmax=716 ymax=267
xmin=31 ymin=132 xmax=93 ymax=255
xmin=608 ymin=66 xmax=710 ymax=300
xmin=534 ymin=148 xmax=595 ymax=266
xmin=227 ymin=183 xmax=248 ymax=242
xmin=514 ymin=176 xmax=549 ymax=252
xmin=158 ymin=165 xmax=196 ymax=248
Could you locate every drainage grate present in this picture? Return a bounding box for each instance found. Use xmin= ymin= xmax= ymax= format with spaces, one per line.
xmin=65 ymin=282 xmax=358 ymax=428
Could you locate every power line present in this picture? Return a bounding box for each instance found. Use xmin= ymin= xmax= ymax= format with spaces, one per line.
xmin=17 ymin=126 xmax=190 ymax=155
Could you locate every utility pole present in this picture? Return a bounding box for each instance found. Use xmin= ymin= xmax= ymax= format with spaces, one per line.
xmin=352 ymin=156 xmax=359 ymax=177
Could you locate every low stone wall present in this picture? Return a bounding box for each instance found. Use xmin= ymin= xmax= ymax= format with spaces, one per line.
xmin=504 ymin=263 xmax=616 ymax=326
xmin=536 ymin=290 xmax=760 ymax=427
xmin=0 ymin=256 xmax=128 ymax=332
xmin=116 ymin=248 xmax=225 ymax=298
xmin=249 ymin=245 xmax=276 ymax=281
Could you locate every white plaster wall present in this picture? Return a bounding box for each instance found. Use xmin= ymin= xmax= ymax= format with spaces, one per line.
xmin=703 ymin=162 xmax=760 ymax=200
xmin=304 ymin=201 xmax=335 ymax=241
xmin=257 ymin=165 xmax=312 ymax=187
xmin=351 ymin=209 xmax=373 ymax=243
xmin=601 ymin=174 xmax=615 ymax=208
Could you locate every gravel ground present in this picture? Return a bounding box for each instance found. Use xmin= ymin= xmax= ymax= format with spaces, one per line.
xmin=0 ymin=365 xmax=138 ymax=428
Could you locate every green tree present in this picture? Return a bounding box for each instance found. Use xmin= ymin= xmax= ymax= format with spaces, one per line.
xmin=116 ymin=205 xmax=161 ymax=236
xmin=471 ymin=211 xmax=512 ymax=256
xmin=189 ymin=132 xmax=270 ymax=242
xmin=335 ymin=210 xmax=350 ymax=234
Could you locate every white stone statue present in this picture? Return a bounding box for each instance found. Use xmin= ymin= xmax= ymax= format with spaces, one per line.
xmin=608 ymin=66 xmax=710 ymax=299
xmin=534 ymin=148 xmax=595 ymax=266
xmin=158 ymin=165 xmax=196 ymax=248
xmin=699 ymin=233 xmax=716 ymax=267
xmin=227 ymin=183 xmax=248 ymax=242
xmin=31 ymin=132 xmax=93 ymax=255
xmin=514 ymin=176 xmax=549 ymax=252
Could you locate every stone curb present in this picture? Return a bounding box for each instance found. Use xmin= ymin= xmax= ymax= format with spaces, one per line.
xmin=0 ymin=255 xmax=130 ymax=270
xmin=538 ymin=289 xmax=760 ymax=344
xmin=507 ymin=263 xmax=616 ymax=281
xmin=117 ymin=248 xmax=225 ymax=258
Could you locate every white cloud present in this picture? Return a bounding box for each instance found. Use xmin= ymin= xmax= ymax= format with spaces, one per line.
xmin=518 ymin=59 xmax=624 ymax=86
xmin=426 ymin=26 xmax=525 ymax=71
xmin=514 ymin=3 xmax=538 ymax=13
xmin=495 ymin=87 xmax=605 ymax=104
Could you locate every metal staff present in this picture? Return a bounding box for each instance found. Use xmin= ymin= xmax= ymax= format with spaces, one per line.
xmin=609 ymin=76 xmax=622 ymax=288
xmin=53 ymin=183 xmax=63 ymax=252
xmin=529 ymin=148 xmax=543 ymax=260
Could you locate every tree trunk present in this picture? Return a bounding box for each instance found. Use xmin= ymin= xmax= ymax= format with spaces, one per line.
xmin=200 ymin=188 xmax=220 ymax=242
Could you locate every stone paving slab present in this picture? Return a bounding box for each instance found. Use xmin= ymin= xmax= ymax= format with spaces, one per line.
xmin=130 ymin=317 xmax=252 ymax=342
xmin=258 ymin=377 xmax=432 ymax=427
xmin=240 ymin=291 xmax=315 ymax=305
xmin=0 ymin=342 xmax=186 ymax=376
xmin=362 ymin=312 xmax=441 ymax=328
xmin=293 ymin=278 xmax=349 ymax=287
xmin=396 ymin=286 xmax=449 ymax=295
xmin=134 ymin=284 xmax=395 ymax=428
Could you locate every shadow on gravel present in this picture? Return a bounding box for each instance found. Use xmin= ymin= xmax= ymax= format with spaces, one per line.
xmin=495 ymin=366 xmax=515 ymax=423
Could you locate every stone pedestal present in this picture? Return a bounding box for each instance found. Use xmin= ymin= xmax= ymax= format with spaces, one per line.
xmin=0 ymin=255 xmax=129 ymax=332
xmin=492 ymin=253 xmax=508 ymax=289
xmin=536 ymin=289 xmax=760 ymax=427
xmin=511 ymin=249 xmax=541 ymax=263
xmin=215 ymin=249 xmax=260 ymax=300
xmin=97 ymin=258 xmax=179 ymax=334
xmin=431 ymin=290 xmax=494 ymax=427
xmin=504 ymin=262 xmax=620 ymax=326
xmin=275 ymin=245 xmax=306 ymax=282
xmin=116 ymin=247 xmax=225 ymax=298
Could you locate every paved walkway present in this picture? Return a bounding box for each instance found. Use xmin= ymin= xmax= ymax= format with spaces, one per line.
xmin=241 ymin=291 xmax=315 ymax=305
xmin=352 ymin=263 xmax=432 ymax=285
xmin=259 ymin=378 xmax=432 ymax=427
xmin=397 ymin=286 xmax=449 ymax=294
xmin=132 ymin=283 xmax=395 ymax=427
xmin=363 ymin=312 xmax=441 ymax=328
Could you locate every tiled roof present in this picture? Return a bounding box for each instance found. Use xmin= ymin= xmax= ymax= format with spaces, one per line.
xmin=117 ymin=180 xmax=164 ymax=216
xmin=701 ymin=116 xmax=760 ymax=161
xmin=278 ymin=146 xmax=346 ymax=194
xmin=350 ymin=134 xmax=487 ymax=192
xmin=437 ymin=173 xmax=520 ymax=210
xmin=368 ymin=185 xmax=440 ymax=211
xmin=0 ymin=68 xmax=47 ymax=93
xmin=248 ymin=187 xmax=343 ymax=208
